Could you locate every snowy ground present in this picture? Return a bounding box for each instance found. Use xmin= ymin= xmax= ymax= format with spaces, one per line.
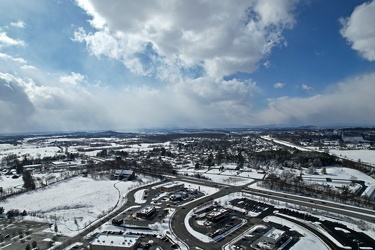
xmin=202 ymin=173 xmax=254 ymax=186
xmin=134 ymin=189 xmax=147 ymax=204
xmin=1 ymin=175 xmax=158 ymax=237
xmin=261 ymin=135 xmax=311 ymax=152
xmin=152 ymin=180 xmax=219 ymax=197
xmin=177 ymin=166 xmax=260 ymax=186
xmin=0 ymin=143 xmax=64 ymax=160
xmin=0 ymin=174 xmax=24 ymax=189
xmin=330 ymin=149 xmax=375 ymax=165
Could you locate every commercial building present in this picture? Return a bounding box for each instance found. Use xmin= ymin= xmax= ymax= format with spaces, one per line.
xmin=112 ymin=169 xmax=135 ymax=180
xmin=160 ymin=182 xmax=184 ymax=192
xmin=136 ymin=205 xmax=156 ymax=219
xmin=89 ymin=233 xmax=140 ymax=250
xmin=262 ymin=228 xmax=285 ymax=245
xmin=205 ymin=208 xmax=229 ymax=222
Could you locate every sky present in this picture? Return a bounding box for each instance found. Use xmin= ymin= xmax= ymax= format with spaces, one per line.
xmin=0 ymin=0 xmax=375 ymax=133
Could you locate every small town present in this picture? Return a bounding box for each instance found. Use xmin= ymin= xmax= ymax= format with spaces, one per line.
xmin=1 ymin=128 xmax=375 ymax=249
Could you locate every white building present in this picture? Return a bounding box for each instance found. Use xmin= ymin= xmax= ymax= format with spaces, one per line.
xmin=262 ymin=228 xmax=285 ymax=245
xmin=89 ymin=233 xmax=140 ymax=250
xmin=160 ymin=182 xmax=184 ymax=192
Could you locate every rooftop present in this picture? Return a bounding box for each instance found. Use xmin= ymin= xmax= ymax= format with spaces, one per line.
xmin=162 ymin=182 xmax=184 ymax=188
xmin=263 ymin=228 xmax=285 ymax=241
xmin=138 ymin=205 xmax=155 ymax=214
xmin=91 ymin=234 xmax=139 ymax=247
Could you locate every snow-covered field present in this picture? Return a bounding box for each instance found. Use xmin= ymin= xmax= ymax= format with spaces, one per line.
xmin=330 ymin=149 xmax=375 ymax=165
xmin=177 ymin=164 xmax=262 ymax=186
xmin=0 ymin=143 xmax=64 ymax=160
xmin=1 ymin=175 xmax=158 ymax=237
xmin=202 ymin=173 xmax=253 ymax=186
xmin=0 ymin=174 xmax=24 ymax=189
xmin=261 ymin=135 xmax=311 ymax=152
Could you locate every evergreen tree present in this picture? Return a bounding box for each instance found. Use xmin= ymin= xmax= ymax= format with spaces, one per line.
xmin=31 ymin=240 xmax=37 ymax=249
xmin=22 ymin=170 xmax=36 ymax=190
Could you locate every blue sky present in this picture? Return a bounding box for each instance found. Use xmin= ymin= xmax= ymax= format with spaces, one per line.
xmin=0 ymin=0 xmax=375 ymax=133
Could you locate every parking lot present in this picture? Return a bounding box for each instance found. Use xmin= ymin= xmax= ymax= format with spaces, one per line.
xmin=229 ymin=198 xmax=273 ymax=217
xmin=0 ymin=218 xmax=62 ymax=250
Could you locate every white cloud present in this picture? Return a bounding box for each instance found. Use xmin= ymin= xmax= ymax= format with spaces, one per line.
xmin=263 ymin=60 xmax=271 ymax=68
xmin=21 ymin=65 xmax=37 ymax=70
xmin=0 ymin=32 xmax=25 ymax=47
xmin=258 ymin=73 xmax=375 ymax=126
xmin=340 ymin=0 xmax=375 ymax=61
xmin=274 ymin=82 xmax=285 ymax=88
xmin=0 ymin=52 xmax=27 ymax=64
xmin=170 ymin=76 xmax=257 ymax=123
xmin=301 ymin=84 xmax=312 ymax=90
xmin=59 ymin=72 xmax=86 ymax=86
xmin=74 ymin=0 xmax=298 ymax=79
xmin=10 ymin=20 xmax=25 ymax=28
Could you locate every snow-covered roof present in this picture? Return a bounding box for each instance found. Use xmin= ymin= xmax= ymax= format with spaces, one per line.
xmin=263 ymin=228 xmax=285 ymax=241
xmin=206 ymin=208 xmax=228 ymax=218
xmin=51 ymin=161 xmax=68 ymax=166
xmin=162 ymin=182 xmax=184 ymax=188
xmin=114 ymin=169 xmax=134 ymax=176
xmin=91 ymin=233 xmax=139 ymax=248
xmin=137 ymin=205 xmax=155 ymax=215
